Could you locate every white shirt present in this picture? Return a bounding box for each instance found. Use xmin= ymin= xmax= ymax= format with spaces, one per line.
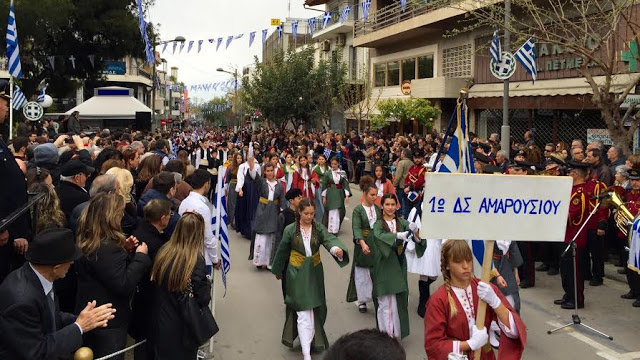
xmin=235 ymin=162 xmax=260 ymax=192
xmin=179 ymin=192 xmax=219 ymax=265
xmin=300 ymin=225 xmax=342 ymax=261
xmin=266 ymin=180 xmax=277 ymax=201
xmin=362 ymin=204 xmax=377 ymax=229
xmin=375 ymin=180 xmax=384 ymax=197
xmin=322 ymin=170 xmax=351 ymax=197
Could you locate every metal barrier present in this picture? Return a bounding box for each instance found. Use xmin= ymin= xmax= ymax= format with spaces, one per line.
xmin=74 ymin=340 xmax=146 ymax=360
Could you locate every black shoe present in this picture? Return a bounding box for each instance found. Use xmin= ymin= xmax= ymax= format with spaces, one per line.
xmin=358 ymin=303 xmax=367 ymax=313
xmin=536 ymin=264 xmax=550 ymax=272
xmin=589 ymin=278 xmax=603 ymax=286
xmin=621 ymin=292 xmax=639 ymax=299
xmin=547 ymin=267 xmax=559 ymax=276
xmin=554 ymin=298 xmax=566 ymax=305
xmin=520 ymin=282 xmax=533 ymax=288
xmin=561 ymin=301 xmax=584 ymax=309
xmin=618 ymin=268 xmax=627 ymax=275
xmin=633 ymin=299 xmax=640 ymax=307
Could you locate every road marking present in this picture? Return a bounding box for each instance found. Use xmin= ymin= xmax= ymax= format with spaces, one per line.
xmin=546 ymin=321 xmax=621 ymax=359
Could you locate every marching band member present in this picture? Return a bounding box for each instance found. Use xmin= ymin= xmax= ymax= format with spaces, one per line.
xmin=346 ymin=176 xmax=380 ymax=314
xmin=372 ymin=194 xmax=425 ymax=339
xmin=403 ymin=150 xmax=427 ymax=216
xmin=271 ymin=199 xmax=349 ymax=360
xmin=322 ymin=157 xmax=351 ymax=235
xmin=425 ymin=240 xmax=526 ymax=360
xmin=622 ymin=168 xmax=640 ymax=307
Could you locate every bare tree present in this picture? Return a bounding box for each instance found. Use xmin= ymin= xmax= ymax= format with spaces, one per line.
xmin=453 ymin=0 xmax=640 ymax=152
xmin=340 ymin=67 xmax=383 ymax=133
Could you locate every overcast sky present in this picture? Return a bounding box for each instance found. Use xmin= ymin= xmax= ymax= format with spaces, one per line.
xmin=149 ymin=0 xmax=322 ymax=103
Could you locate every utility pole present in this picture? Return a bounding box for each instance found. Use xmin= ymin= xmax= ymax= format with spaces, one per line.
xmin=500 ymin=0 xmax=511 ymax=154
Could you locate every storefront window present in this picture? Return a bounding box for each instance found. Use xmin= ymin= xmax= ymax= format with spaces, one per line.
xmin=402 ymin=58 xmax=416 ymax=82
xmin=387 ymin=61 xmax=400 ymax=86
xmin=418 ymin=55 xmax=434 ymax=78
xmin=374 ymin=64 xmax=386 ymax=87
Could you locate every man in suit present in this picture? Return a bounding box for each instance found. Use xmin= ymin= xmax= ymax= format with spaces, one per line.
xmin=0 ymin=228 xmax=116 ymax=359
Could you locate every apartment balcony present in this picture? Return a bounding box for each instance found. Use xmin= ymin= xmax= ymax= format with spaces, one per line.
xmin=354 ymin=0 xmax=499 ymax=48
xmin=311 ymin=1 xmax=356 ymax=41
xmin=411 ymin=77 xmax=468 ymax=99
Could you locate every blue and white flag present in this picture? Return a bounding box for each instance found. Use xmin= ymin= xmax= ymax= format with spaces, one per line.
xmin=249 ymin=31 xmax=256 ymax=47
xmin=235 ymin=34 xmax=244 ymax=40
xmin=216 ymin=37 xmax=223 ymax=51
xmin=277 ymin=25 xmax=283 ymax=43
xmin=400 ymin=0 xmax=407 ymax=11
xmin=362 ymin=0 xmax=372 ymax=22
xmin=515 ymin=37 xmax=537 ymax=83
xmin=323 ymin=148 xmax=332 ymax=159
xmin=213 ymin=166 xmax=231 ymax=296
xmin=6 ymin=1 xmax=22 ymax=79
xmin=37 ymin=84 xmax=47 ymax=103
xmin=179 ymin=41 xmax=185 ymax=53
xmin=292 ymin=21 xmax=299 ymax=41
xmin=308 ymin=18 xmax=316 ymax=36
xmin=187 ymin=41 xmax=194 ymax=53
xmin=172 ymin=42 xmax=178 ymax=54
xmin=490 ymin=29 xmax=501 ymax=63
xmin=226 ymin=35 xmax=234 ymax=49
xmin=322 ymin=12 xmax=332 ymax=29
xmin=436 ymin=100 xmax=484 ymax=276
xmin=629 ymin=218 xmax=640 ymax=274
xmin=198 ymin=40 xmax=203 ymax=53
xmin=340 ymin=6 xmax=351 ymax=24
xmin=161 ymin=42 xmax=168 ymax=54
xmin=262 ymin=29 xmax=268 ymax=45
xmin=136 ymin=0 xmax=154 ymax=65
xmin=12 ymin=85 xmax=26 ymax=110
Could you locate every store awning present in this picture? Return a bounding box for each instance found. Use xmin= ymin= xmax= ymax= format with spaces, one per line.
xmin=468 ymin=74 xmax=640 ymax=98
xmin=64 ymin=86 xmax=152 ymax=120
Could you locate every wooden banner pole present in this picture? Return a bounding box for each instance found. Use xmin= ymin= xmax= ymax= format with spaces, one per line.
xmin=474 ymin=240 xmax=495 ymax=360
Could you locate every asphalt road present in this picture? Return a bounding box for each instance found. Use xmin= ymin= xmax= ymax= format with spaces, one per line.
xmin=209 ymin=187 xmax=640 ymax=360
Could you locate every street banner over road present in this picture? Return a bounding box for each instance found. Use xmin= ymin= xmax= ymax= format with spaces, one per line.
xmin=421 ymin=172 xmax=572 ymax=242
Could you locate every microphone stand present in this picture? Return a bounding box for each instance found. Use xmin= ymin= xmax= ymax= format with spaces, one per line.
xmin=547 ymin=199 xmax=613 ymax=340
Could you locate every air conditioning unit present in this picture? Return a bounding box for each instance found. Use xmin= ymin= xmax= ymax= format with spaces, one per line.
xmin=322 ymin=40 xmax=331 ymax=52
xmin=336 ymin=33 xmax=346 ymax=47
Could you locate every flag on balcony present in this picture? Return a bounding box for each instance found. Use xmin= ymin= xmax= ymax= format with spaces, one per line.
xmin=340 ymin=6 xmax=351 ymax=24
xmin=308 ymin=17 xmax=317 ymax=36
xmin=12 ymin=85 xmax=26 ymax=110
xmin=277 ymin=25 xmax=283 ymax=43
xmin=362 ymin=0 xmax=372 ymax=22
xmin=322 ymin=12 xmax=332 ymax=29
xmin=262 ymin=29 xmax=268 ymax=45
xmin=37 ymin=84 xmax=47 ymax=103
xmin=292 ymin=21 xmax=299 ymax=41
xmin=249 ymin=31 xmax=256 ymax=47
xmin=400 ymin=0 xmax=406 ymax=12
xmin=216 ymin=37 xmax=223 ymax=51
xmin=490 ymin=29 xmax=501 ymax=63
xmin=6 ymin=0 xmax=22 ymax=79
xmin=515 ymin=37 xmax=537 ymax=83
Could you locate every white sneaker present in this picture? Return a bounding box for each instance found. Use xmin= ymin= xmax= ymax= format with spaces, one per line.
xmin=267 ymin=265 xmax=272 ymax=270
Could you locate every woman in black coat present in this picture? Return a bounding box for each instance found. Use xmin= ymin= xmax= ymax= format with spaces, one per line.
xmin=75 ymin=193 xmax=151 ymax=360
xmin=150 ymin=212 xmax=212 ymax=360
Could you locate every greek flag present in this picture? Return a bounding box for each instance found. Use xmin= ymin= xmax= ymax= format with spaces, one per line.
xmin=262 ymin=29 xmax=268 ymax=45
xmin=490 ymin=29 xmax=501 ymax=63
xmin=136 ymin=0 xmax=154 ymax=65
xmin=292 ymin=22 xmax=298 ymax=41
xmin=362 ymin=0 xmax=372 ymax=22
xmin=322 ymin=12 xmax=332 ymax=29
xmin=340 ymin=6 xmax=351 ymax=24
xmin=436 ymin=100 xmax=484 ymax=277
xmin=400 ymin=0 xmax=407 ymax=11
xmin=12 ymin=85 xmax=26 ymax=110
xmin=308 ymin=18 xmax=316 ymax=36
xmin=213 ymin=166 xmax=231 ymax=296
xmin=170 ymin=138 xmax=178 ymax=160
xmin=515 ymin=37 xmax=537 ymax=83
xmin=277 ymin=25 xmax=283 ymax=43
xmin=249 ymin=31 xmax=256 ymax=47
xmin=323 ymin=148 xmax=332 ymax=159
xmin=37 ymin=84 xmax=48 ymax=103
xmin=6 ymin=1 xmax=22 ymax=79
xmin=630 ymin=218 xmax=640 ymax=274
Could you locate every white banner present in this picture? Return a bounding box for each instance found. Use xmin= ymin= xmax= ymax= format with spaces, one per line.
xmin=421 ymin=173 xmax=572 ymax=242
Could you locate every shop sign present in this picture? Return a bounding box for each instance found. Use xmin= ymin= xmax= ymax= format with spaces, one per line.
xmin=620 ymin=94 xmax=640 ymax=109
xmin=586 ymin=128 xmax=614 ymax=146
xmin=401 ymin=80 xmax=411 ymax=95
xmin=101 ymin=61 xmax=126 ymax=75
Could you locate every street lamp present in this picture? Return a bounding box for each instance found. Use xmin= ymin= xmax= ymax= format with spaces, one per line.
xmin=217 ymin=67 xmax=240 ymax=128
xmin=152 ymin=36 xmax=185 ymax=130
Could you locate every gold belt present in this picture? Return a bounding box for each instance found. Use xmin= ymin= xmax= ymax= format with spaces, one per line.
xmin=259 ymin=197 xmax=280 ymax=205
xmin=230 ymin=179 xmax=237 ymax=183
xmin=362 ymin=229 xmax=370 ymax=237
xmin=289 ymin=250 xmax=321 ymax=267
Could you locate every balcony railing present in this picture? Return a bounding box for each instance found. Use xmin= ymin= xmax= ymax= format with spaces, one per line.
xmin=311 ymin=1 xmax=356 ymax=35
xmin=354 ymin=0 xmax=451 ymax=38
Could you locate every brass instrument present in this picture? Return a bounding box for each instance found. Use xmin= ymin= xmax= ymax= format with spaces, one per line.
xmin=606 ymin=191 xmax=636 ymax=237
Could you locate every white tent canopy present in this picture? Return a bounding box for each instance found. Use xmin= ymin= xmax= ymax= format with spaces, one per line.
xmin=64 ymin=86 xmax=152 ymax=120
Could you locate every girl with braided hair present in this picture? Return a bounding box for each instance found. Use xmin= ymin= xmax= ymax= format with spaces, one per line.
xmin=271 ymin=198 xmax=349 ymax=360
xmin=372 ymin=194 xmax=425 ymax=339
xmin=346 ymin=175 xmax=381 ymax=313
xmin=424 ymin=240 xmax=526 ymax=360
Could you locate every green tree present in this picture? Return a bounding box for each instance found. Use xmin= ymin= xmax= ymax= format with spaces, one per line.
xmin=371 ymin=98 xmax=440 ymax=131
xmin=199 ymin=97 xmax=231 ymax=126
xmin=314 ymin=52 xmax=347 ymax=129
xmin=0 ymin=0 xmax=150 ymax=98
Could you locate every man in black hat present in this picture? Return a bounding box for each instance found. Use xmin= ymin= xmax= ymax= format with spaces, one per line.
xmin=55 ymin=159 xmax=93 ymax=222
xmin=404 ymin=149 xmax=427 ymax=215
xmin=0 ymin=228 xmax=116 ymax=359
xmin=0 ymin=79 xmax=10 ymax=141
xmin=554 ymin=160 xmax=590 ymax=309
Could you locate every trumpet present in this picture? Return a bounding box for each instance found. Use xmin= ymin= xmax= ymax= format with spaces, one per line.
xmin=606 ymin=191 xmax=637 ymax=237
